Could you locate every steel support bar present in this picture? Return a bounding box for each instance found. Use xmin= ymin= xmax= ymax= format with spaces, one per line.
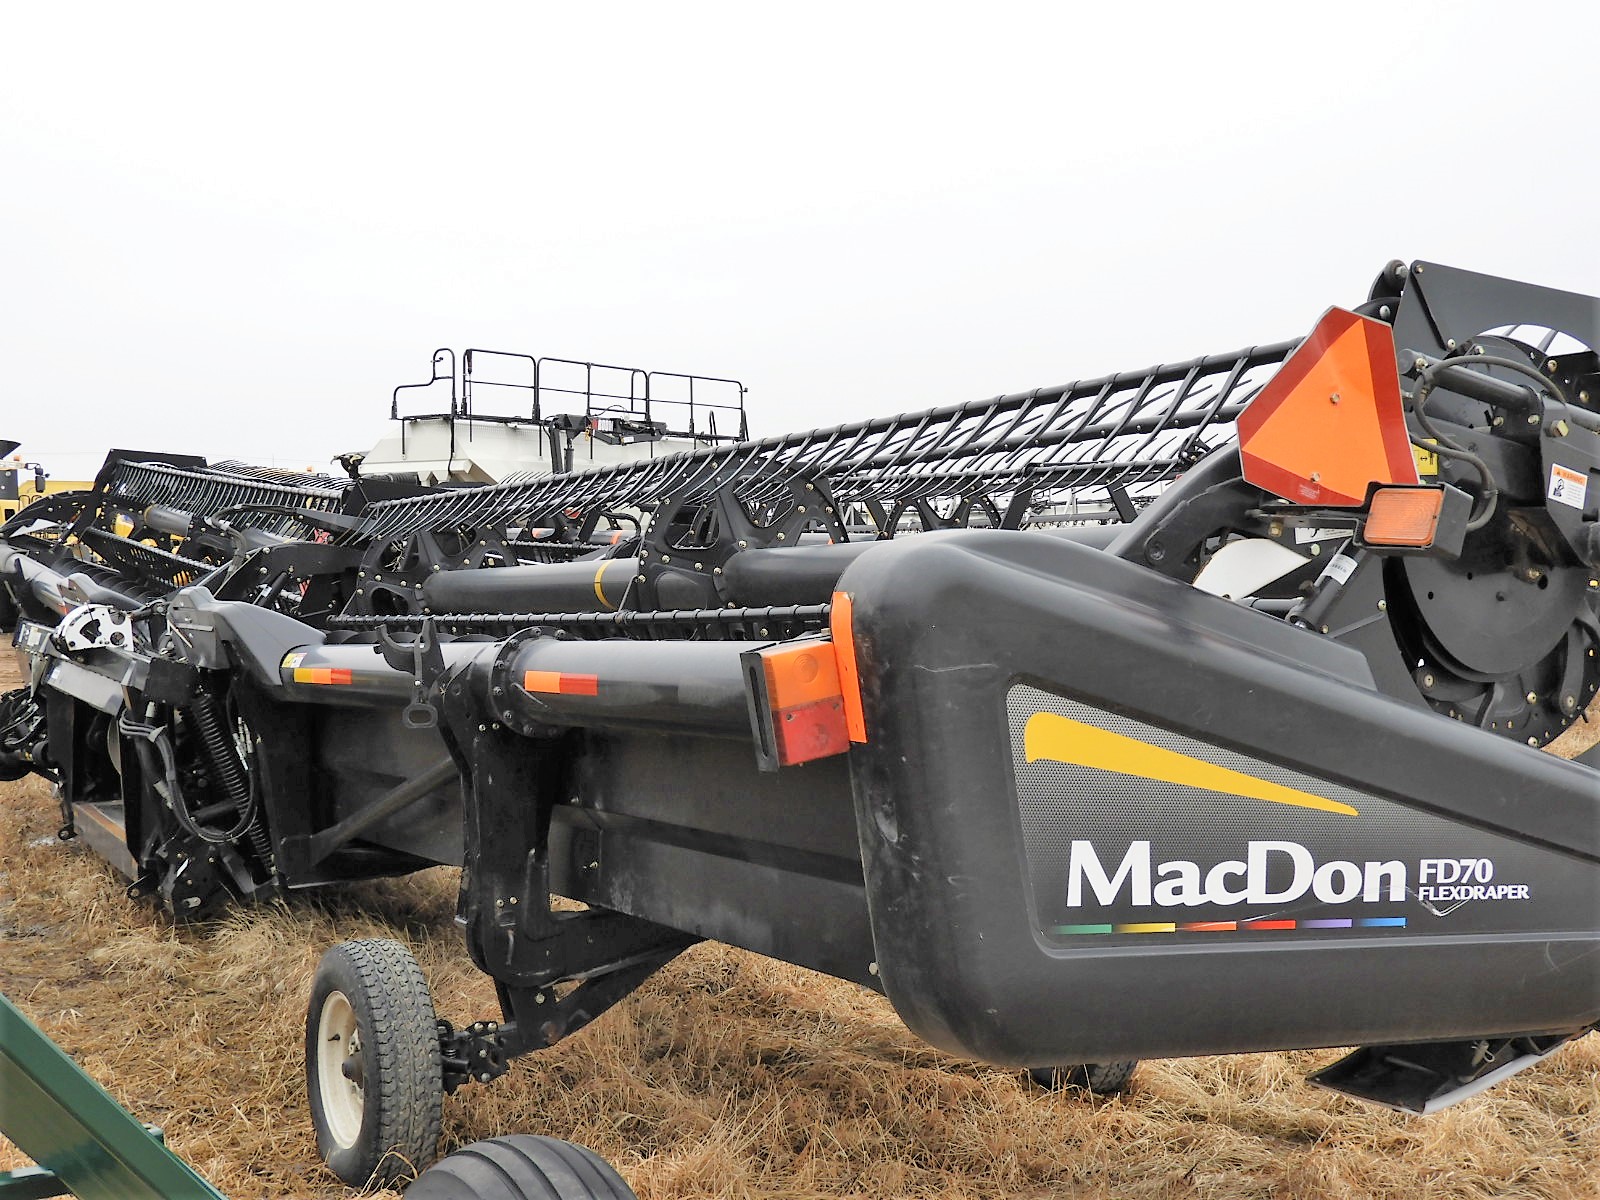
xmin=0 ymin=992 xmax=226 ymax=1200
xmin=306 ymin=757 xmax=458 ymax=864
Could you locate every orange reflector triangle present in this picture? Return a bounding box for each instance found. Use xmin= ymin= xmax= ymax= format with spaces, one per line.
xmin=1239 ymin=308 xmax=1419 ymax=506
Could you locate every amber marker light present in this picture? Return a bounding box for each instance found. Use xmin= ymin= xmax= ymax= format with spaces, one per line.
xmin=1363 ymin=485 xmax=1446 ymax=547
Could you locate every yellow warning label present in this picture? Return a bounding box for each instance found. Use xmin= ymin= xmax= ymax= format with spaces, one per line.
xmin=1412 ymin=440 xmax=1439 ymax=476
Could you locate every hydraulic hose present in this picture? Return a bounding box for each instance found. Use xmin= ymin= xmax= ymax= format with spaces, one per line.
xmin=1406 ymin=348 xmax=1587 ymax=533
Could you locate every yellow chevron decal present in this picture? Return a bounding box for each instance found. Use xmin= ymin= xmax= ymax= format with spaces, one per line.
xmin=1023 ymin=712 xmax=1359 ymax=817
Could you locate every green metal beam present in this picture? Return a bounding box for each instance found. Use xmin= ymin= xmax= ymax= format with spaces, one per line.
xmin=0 ymin=1165 xmax=69 ymax=1199
xmin=0 ymin=992 xmax=226 ymax=1200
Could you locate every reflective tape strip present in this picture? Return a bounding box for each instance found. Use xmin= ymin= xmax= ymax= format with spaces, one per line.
xmin=522 ymin=671 xmax=600 ymax=696
xmin=293 ymin=667 xmax=353 ymax=685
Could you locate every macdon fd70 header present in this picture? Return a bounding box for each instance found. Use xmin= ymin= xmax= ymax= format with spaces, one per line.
xmin=1 ymin=260 xmax=1596 ymax=1189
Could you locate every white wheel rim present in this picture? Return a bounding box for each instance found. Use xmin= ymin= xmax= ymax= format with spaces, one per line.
xmin=316 ymin=990 xmax=364 ymax=1148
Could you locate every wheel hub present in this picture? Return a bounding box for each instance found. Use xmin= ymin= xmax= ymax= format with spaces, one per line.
xmin=315 ymin=990 xmax=364 ymax=1149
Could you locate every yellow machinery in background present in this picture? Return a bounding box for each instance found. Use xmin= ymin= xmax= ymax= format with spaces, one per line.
xmin=0 ymin=450 xmax=91 ymax=524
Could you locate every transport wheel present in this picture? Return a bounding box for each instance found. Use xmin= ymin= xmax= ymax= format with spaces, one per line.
xmin=306 ymin=939 xmax=443 ymax=1188
xmin=1027 ymin=1060 xmax=1138 ymax=1095
xmin=407 ymin=1135 xmax=638 ymax=1200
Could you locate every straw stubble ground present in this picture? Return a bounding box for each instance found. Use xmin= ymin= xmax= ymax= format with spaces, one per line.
xmin=1 ymin=654 xmax=1596 ymax=1199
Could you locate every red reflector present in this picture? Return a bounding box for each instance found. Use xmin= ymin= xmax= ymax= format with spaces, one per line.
xmin=1364 ymin=486 xmax=1445 ymax=547
xmin=1239 ymin=308 xmax=1420 ymax=506
xmin=773 ymin=696 xmax=850 ymax=766
xmin=522 ymin=671 xmax=600 ymax=696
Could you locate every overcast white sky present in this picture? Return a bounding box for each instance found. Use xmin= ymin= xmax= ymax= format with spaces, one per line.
xmin=3 ymin=2 xmax=1597 ymax=481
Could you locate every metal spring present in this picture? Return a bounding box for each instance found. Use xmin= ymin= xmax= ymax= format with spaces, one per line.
xmin=188 ymin=695 xmax=273 ymax=865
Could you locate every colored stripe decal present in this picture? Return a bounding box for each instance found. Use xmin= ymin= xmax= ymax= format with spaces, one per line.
xmin=293 ymin=667 xmax=353 ymax=685
xmin=522 ymin=670 xmax=600 ymax=696
xmin=593 ymin=560 xmax=617 ymax=611
xmin=1023 ymin=712 xmax=1359 ymax=817
xmin=1051 ymin=916 xmax=1406 ymax=936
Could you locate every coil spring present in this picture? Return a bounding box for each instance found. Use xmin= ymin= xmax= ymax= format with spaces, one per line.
xmin=189 ymin=694 xmax=274 ymax=865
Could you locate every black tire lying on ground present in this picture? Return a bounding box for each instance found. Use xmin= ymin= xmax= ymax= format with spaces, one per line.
xmin=408 ymin=1135 xmax=639 ymax=1200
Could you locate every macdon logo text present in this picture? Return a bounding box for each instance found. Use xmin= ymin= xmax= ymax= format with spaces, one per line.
xmin=1063 ymin=840 xmax=1531 ymax=909
xmin=1068 ymin=844 xmax=1529 ymax=908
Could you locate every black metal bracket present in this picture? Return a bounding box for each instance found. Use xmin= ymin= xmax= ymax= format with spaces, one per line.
xmin=433 ymin=656 xmax=697 ymax=1081
xmin=376 ymin=617 xmax=444 ymax=729
xmin=635 ymin=461 xmax=847 ymax=609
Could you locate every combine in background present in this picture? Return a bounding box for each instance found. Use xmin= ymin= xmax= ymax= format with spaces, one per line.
xmin=349 ymin=348 xmax=748 ymax=485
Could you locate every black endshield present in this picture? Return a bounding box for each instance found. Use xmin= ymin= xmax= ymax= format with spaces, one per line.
xmin=840 ymin=531 xmax=1599 ymax=1065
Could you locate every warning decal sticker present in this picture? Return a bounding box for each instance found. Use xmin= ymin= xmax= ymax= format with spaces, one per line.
xmin=1548 ymin=463 xmax=1588 ymax=510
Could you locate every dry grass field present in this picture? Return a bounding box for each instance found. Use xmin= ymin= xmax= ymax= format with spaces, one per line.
xmin=1 ymin=652 xmax=1596 ymax=1200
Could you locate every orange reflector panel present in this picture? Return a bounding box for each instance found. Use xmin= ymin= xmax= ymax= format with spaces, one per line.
xmin=749 ymin=638 xmax=850 ymax=767
xmin=761 ymin=641 xmax=842 ymax=711
xmin=1239 ymin=308 xmax=1419 ymax=506
xmin=829 ymin=591 xmax=867 ymax=743
xmin=293 ymin=667 xmax=353 ymax=685
xmin=1363 ymin=486 xmax=1445 ymax=547
xmin=522 ymin=671 xmax=600 ymax=696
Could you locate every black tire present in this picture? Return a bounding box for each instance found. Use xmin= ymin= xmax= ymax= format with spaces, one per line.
xmin=408 ymin=1135 xmax=638 ymax=1200
xmin=306 ymin=939 xmax=442 ymax=1188
xmin=1027 ymin=1060 xmax=1138 ymax=1095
